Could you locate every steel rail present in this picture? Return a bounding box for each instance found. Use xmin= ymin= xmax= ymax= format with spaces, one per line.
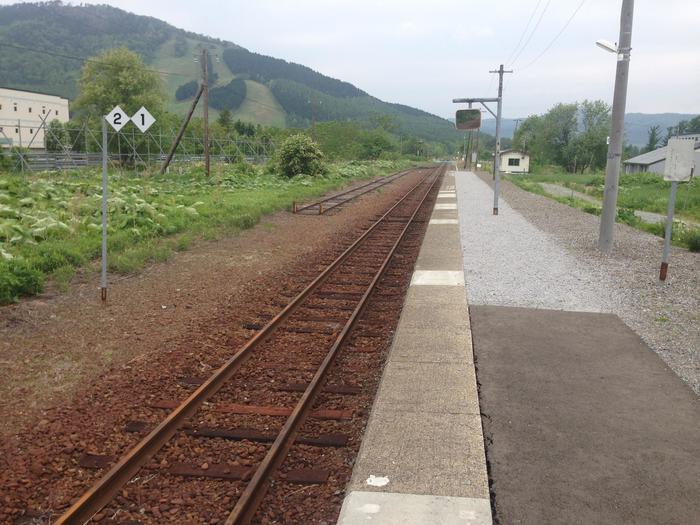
xmin=226 ymin=164 xmax=444 ymax=524
xmin=294 ymin=168 xmax=416 ymax=214
xmin=53 ymin=166 xmax=438 ymax=525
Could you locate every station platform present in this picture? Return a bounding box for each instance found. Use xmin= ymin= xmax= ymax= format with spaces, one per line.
xmin=338 ymin=171 xmax=492 ymax=524
xmin=338 ymin=170 xmax=698 ymax=524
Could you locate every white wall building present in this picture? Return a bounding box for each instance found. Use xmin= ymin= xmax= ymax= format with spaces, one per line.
xmin=0 ymin=87 xmax=70 ymax=149
xmin=499 ymin=149 xmax=530 ymax=174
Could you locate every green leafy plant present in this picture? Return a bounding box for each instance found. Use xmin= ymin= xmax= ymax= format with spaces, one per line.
xmin=276 ymin=134 xmax=327 ymax=178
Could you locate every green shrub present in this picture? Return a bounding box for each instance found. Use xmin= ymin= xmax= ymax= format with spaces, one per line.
xmin=683 ymin=229 xmax=700 ymax=252
xmin=0 ymin=259 xmax=43 ymax=304
xmin=582 ymin=204 xmax=601 ymax=216
xmin=31 ymin=243 xmax=85 ymax=273
xmin=616 ymin=207 xmax=638 ymax=226
xmin=276 ymin=134 xmax=327 ymax=178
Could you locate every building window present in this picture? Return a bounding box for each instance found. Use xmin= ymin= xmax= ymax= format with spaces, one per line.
xmin=42 ymin=107 xmax=46 ymax=114
xmin=55 ymin=110 xmax=59 ymax=116
xmin=28 ymin=107 xmax=32 ymax=113
xmin=508 ymin=158 xmax=520 ymax=167
xmin=30 ymin=129 xmax=34 ymax=134
xmin=15 ymin=128 xmax=19 ymax=134
xmin=14 ymin=105 xmax=18 ymax=112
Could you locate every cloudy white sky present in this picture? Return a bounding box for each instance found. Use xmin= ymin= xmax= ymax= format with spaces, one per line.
xmin=6 ymin=0 xmax=700 ymax=118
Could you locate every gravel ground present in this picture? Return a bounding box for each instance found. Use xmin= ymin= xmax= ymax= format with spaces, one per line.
xmin=456 ymin=171 xmax=699 ymax=396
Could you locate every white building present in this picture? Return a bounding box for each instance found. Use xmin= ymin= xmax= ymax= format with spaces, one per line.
xmin=0 ymin=87 xmax=70 ymax=149
xmin=624 ymin=134 xmax=700 ymax=174
xmin=499 ymin=149 xmax=530 ymax=173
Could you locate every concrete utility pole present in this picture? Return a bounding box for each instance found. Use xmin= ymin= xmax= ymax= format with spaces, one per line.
xmin=598 ymin=0 xmax=634 ymax=252
xmin=489 ymin=64 xmax=513 ymax=215
xmin=202 ymin=47 xmax=210 ymax=177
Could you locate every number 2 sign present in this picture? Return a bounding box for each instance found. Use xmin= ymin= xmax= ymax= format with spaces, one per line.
xmin=106 ymin=106 xmax=129 ymax=132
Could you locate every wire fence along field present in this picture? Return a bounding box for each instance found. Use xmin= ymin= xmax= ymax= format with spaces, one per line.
xmin=0 ymin=118 xmax=276 ymax=173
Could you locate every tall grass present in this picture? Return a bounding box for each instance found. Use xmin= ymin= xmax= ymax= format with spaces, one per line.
xmin=0 ymin=159 xmax=412 ymax=303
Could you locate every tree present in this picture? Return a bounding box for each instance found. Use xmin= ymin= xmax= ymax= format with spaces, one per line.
xmin=645 ymin=125 xmax=661 ymax=153
xmin=74 ymin=48 xmax=165 ymax=117
xmin=217 ymin=109 xmax=233 ymax=132
xmin=175 ymin=80 xmax=199 ymax=101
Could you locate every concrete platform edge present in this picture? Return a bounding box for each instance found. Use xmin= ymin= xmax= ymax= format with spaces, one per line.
xmin=337 ymin=170 xmax=492 ymax=524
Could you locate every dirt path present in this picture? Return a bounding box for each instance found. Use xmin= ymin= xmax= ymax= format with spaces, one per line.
xmin=539 ymin=182 xmax=698 ymax=227
xmin=0 ymin=171 xmax=425 ymax=439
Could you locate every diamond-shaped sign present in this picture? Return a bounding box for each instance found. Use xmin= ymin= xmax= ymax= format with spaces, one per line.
xmin=132 ymin=106 xmax=156 ymax=133
xmin=105 ymin=106 xmax=129 ymax=132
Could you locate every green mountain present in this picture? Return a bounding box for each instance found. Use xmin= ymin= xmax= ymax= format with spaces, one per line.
xmin=0 ymin=1 xmax=460 ymax=146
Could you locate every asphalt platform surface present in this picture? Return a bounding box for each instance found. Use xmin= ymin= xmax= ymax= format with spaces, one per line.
xmin=470 ymin=305 xmax=700 ymax=525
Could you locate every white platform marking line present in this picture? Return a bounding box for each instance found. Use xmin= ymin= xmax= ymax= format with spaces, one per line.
xmin=435 ymin=203 xmax=457 ymax=210
xmin=429 ymin=219 xmax=459 ymax=225
xmin=411 ymin=270 xmax=465 ymax=286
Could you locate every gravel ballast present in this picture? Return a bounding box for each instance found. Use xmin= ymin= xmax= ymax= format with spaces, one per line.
xmin=456 ymin=171 xmax=699 ymax=395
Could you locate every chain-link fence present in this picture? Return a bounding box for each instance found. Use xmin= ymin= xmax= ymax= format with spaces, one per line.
xmin=0 ymin=116 xmax=276 ymax=173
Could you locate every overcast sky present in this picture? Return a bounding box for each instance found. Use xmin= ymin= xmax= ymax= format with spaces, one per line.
xmin=5 ymin=0 xmax=699 ymax=119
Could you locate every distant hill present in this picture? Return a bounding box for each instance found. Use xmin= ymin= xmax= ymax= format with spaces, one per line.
xmin=0 ymin=2 xmax=460 ymax=146
xmin=480 ymin=114 xmax=698 ymax=147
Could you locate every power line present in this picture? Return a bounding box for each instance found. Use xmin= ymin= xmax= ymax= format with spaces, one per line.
xmin=509 ymin=0 xmax=552 ymax=68
xmin=505 ymin=0 xmax=543 ymax=65
xmin=520 ymin=0 xmax=588 ymax=71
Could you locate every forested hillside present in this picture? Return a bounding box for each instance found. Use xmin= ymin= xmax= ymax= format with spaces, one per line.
xmin=0 ymin=1 xmax=460 ymax=149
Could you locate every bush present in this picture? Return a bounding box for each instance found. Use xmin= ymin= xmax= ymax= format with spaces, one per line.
xmin=0 ymin=259 xmax=43 ymax=304
xmin=276 ymin=134 xmax=327 ymax=178
xmin=616 ymin=207 xmax=638 ymax=226
xmin=684 ymin=229 xmax=700 ymax=252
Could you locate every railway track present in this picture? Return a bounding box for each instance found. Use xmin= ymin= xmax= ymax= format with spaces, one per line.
xmin=50 ymin=164 xmax=445 ymax=524
xmin=292 ymin=168 xmax=417 ymax=215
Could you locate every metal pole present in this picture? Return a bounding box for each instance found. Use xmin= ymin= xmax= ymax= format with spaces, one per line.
xmin=598 ymin=0 xmax=634 ymax=253
xmin=202 ymin=48 xmax=210 ymax=177
xmin=101 ymin=118 xmax=108 ymax=302
xmin=490 ymin=64 xmax=512 ymax=215
xmin=659 ymin=181 xmax=678 ymax=281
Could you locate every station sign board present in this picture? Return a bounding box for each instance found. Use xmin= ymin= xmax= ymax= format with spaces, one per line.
xmin=664 ymin=137 xmax=695 ymax=182
xmin=455 ymin=109 xmax=482 ymax=131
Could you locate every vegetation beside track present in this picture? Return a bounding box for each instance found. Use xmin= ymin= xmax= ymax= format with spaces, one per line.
xmin=506 ymin=171 xmax=700 ymax=251
xmin=0 ymin=159 xmax=413 ymax=304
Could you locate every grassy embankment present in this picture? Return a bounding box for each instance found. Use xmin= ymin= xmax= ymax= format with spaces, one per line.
xmin=506 ymin=170 xmax=700 ymax=252
xmin=0 ymin=159 xmax=413 ymax=304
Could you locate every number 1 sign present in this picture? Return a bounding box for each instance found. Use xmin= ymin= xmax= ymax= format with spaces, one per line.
xmin=132 ymin=106 xmax=156 ymax=133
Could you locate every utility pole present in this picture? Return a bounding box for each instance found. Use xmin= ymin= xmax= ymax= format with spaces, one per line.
xmin=514 ymin=119 xmax=522 ymax=134
xmin=202 ymin=47 xmax=210 ymax=177
xmin=489 ymin=64 xmax=513 ymax=215
xmin=311 ymin=94 xmax=317 ymax=141
xmin=598 ymin=0 xmax=634 ymax=253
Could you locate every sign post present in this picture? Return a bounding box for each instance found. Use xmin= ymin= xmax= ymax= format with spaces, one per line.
xmin=659 ymin=137 xmax=695 ymax=281
xmin=101 ymin=118 xmax=109 ymax=302
xmin=101 ymin=106 xmax=156 ymax=302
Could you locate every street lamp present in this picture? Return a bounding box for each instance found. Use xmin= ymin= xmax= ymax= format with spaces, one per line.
xmin=595 ymin=39 xmax=618 ymax=53
xmin=597 ymin=0 xmax=634 ymax=254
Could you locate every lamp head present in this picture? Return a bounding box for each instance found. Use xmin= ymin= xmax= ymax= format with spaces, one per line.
xmin=596 ymin=39 xmax=618 ymax=53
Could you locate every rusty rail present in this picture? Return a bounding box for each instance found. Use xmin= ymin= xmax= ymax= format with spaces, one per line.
xmin=227 ymin=164 xmax=444 ymax=523
xmin=293 ymin=167 xmax=418 ymax=215
xmin=53 ymin=164 xmax=443 ymax=525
